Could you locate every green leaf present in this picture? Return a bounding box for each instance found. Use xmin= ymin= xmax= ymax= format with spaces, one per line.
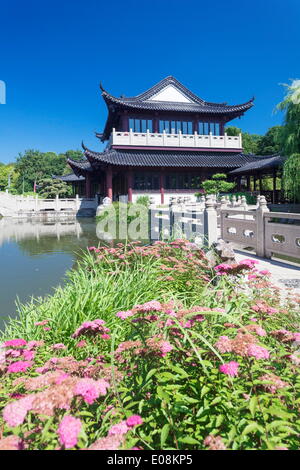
xmin=267 ymin=406 xmax=292 ymax=420
xmin=210 ymin=397 xmax=222 ymax=406
xmin=249 ymin=396 xmax=258 ymax=418
xmin=156 ymin=386 xmax=169 ymax=402
xmin=200 ymin=385 xmax=210 ymax=397
xmin=266 ymin=420 xmax=294 ymax=431
xmin=242 ymin=423 xmax=264 ymax=436
xmin=160 ymin=424 xmax=170 ymax=448
xmin=170 ymin=365 xmax=189 ymax=378
xmin=145 ymin=368 xmax=157 ymax=382
xmin=216 ymin=415 xmax=224 ymax=427
xmin=157 ymin=372 xmax=175 ymax=381
xmin=179 ymin=436 xmax=200 ymax=445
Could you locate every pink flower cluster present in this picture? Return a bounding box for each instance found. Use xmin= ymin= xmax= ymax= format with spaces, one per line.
xmin=58 ymin=415 xmax=82 ymax=449
xmin=204 ymin=435 xmax=226 ymax=450
xmin=3 ymin=395 xmax=35 ymax=427
xmin=7 ymin=361 xmax=33 ymax=374
xmin=108 ymin=415 xmax=143 ymax=436
xmin=239 ymin=258 xmax=259 ymax=268
xmin=219 ymin=361 xmax=239 ymax=377
xmin=214 ymin=259 xmax=258 ymax=276
xmin=74 ymin=378 xmax=110 ymax=404
xmin=259 ymin=373 xmax=289 ymax=394
xmin=4 ymin=339 xmax=27 ymax=348
xmin=72 ymin=319 xmax=110 ymax=338
xmin=214 ymin=263 xmax=233 ymax=275
xmin=251 ymin=301 xmax=278 ymax=315
xmin=0 ymin=435 xmax=24 ymax=450
xmin=215 ymin=331 xmax=270 ymax=360
xmin=135 ymin=301 xmax=163 ymax=312
xmin=247 ymin=344 xmax=270 ymax=360
xmin=116 ymin=310 xmax=134 ymax=320
xmin=271 ymin=329 xmax=300 ymax=343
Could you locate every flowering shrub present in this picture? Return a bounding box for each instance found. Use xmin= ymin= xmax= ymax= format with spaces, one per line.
xmin=0 ymin=240 xmax=299 ymax=450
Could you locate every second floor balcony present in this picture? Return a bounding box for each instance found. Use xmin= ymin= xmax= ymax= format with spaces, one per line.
xmin=110 ymin=128 xmax=242 ymax=150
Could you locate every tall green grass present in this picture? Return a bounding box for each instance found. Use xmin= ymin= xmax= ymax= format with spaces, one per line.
xmin=1 ymin=250 xmax=196 ymax=345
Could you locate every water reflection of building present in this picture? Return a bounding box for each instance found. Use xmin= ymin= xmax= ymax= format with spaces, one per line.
xmin=0 ymin=218 xmax=84 ymax=247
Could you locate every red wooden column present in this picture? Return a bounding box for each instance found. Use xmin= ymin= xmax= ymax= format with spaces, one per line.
xmin=85 ymin=172 xmax=92 ymax=198
xmin=127 ymin=169 xmax=133 ymax=203
xmin=106 ymin=166 xmax=113 ymax=200
xmin=160 ymin=170 xmax=165 ymax=205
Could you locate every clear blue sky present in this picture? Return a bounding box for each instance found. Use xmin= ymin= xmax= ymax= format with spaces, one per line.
xmin=0 ymin=0 xmax=299 ymax=163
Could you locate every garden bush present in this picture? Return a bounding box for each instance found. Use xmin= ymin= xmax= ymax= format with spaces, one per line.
xmin=0 ymin=241 xmax=299 ymax=450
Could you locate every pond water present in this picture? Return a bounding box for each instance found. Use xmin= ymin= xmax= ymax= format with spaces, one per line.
xmin=0 ymin=218 xmax=99 ymax=331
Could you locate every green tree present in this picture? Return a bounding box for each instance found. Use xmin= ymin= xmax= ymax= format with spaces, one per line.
xmin=0 ymin=163 xmax=17 ymax=191
xmin=14 ymin=150 xmax=66 ymax=193
xmin=277 ymin=80 xmax=300 ymax=156
xmin=225 ymin=126 xmax=260 ymax=154
xmin=256 ymin=126 xmax=282 ymax=155
xmin=38 ymin=178 xmax=72 ymax=199
xmin=200 ymin=173 xmax=235 ymax=195
xmin=283 ymin=153 xmax=300 ymax=202
xmin=62 ymin=150 xmax=84 ymax=174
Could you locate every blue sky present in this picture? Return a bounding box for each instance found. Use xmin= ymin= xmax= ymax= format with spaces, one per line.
xmin=0 ymin=0 xmax=299 ymax=163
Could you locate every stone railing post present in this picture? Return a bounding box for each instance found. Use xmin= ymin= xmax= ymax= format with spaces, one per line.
xmin=256 ymin=196 xmax=270 ymax=257
xmin=204 ymin=195 xmax=218 ymax=247
xmin=75 ymin=194 xmax=80 ymax=210
xmin=55 ymin=194 xmax=59 ymax=211
xmin=220 ymin=196 xmax=227 ymax=210
xmin=241 ymin=195 xmax=248 ymax=210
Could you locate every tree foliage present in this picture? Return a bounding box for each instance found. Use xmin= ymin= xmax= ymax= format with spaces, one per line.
xmin=225 ymin=126 xmax=260 ymax=154
xmin=283 ymin=153 xmax=300 ymax=202
xmin=256 ymin=126 xmax=282 ymax=155
xmin=0 ymin=163 xmax=17 ymax=191
xmin=277 ymin=80 xmax=300 ymax=156
xmin=13 ymin=149 xmax=83 ymax=193
xmin=200 ymin=173 xmax=235 ymax=195
xmin=38 ymin=178 xmax=72 ymax=199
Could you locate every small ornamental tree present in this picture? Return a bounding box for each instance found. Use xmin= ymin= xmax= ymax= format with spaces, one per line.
xmin=200 ymin=173 xmax=235 ymax=196
xmin=283 ymin=153 xmax=300 ymax=202
xmin=38 ymin=178 xmax=72 ymax=199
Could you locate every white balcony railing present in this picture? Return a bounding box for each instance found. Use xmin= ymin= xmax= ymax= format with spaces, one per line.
xmin=110 ymin=128 xmax=242 ymax=149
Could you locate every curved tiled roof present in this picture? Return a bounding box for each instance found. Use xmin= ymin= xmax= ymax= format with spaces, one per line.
xmin=229 ymin=155 xmax=284 ymax=175
xmin=53 ymin=173 xmax=86 ymax=182
xmin=67 ymin=159 xmax=93 ymax=176
xmin=101 ymin=76 xmax=254 ymax=114
xmin=82 ymin=145 xmax=262 ymax=169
